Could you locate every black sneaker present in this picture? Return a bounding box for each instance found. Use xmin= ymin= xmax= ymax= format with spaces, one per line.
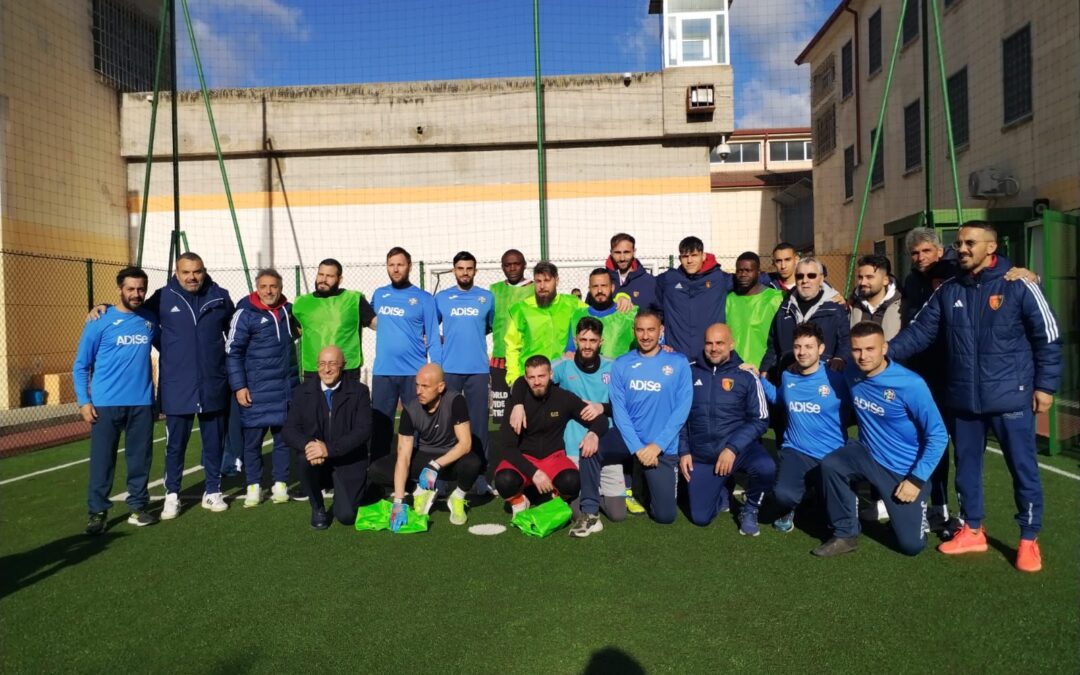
xmin=812 ymin=536 xmax=859 ymax=557
xmin=310 ymin=508 xmax=331 ymax=530
xmin=85 ymin=511 xmax=107 ymax=536
xmin=127 ymin=509 xmax=158 ymax=527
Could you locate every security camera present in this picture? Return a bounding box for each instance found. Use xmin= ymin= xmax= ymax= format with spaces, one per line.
xmin=714 ymin=142 xmax=731 ymax=161
xmin=623 ymin=72 xmax=632 ymax=86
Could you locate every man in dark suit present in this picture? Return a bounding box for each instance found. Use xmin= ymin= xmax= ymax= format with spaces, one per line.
xmin=283 ymin=345 xmax=372 ymax=530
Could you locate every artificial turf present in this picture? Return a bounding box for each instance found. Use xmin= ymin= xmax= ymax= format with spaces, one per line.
xmin=1 ymin=425 xmax=1078 ymax=673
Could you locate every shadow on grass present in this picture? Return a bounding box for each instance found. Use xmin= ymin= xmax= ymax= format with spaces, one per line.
xmin=582 ymin=647 xmax=646 ymax=675
xmin=0 ymin=526 xmax=129 ymax=600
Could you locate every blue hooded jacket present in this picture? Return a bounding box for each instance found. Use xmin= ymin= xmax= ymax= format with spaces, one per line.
xmin=226 ymin=292 xmax=299 ymax=428
xmin=606 ymin=256 xmax=658 ymax=310
xmin=655 ymin=254 xmax=734 ymax=358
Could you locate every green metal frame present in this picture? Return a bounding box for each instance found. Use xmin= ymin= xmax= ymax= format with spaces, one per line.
xmin=532 ymin=0 xmax=549 ymax=260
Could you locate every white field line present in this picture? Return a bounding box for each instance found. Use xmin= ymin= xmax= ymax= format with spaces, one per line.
xmin=986 ymin=446 xmax=1080 ymax=480
xmin=0 ymin=433 xmax=170 ymax=486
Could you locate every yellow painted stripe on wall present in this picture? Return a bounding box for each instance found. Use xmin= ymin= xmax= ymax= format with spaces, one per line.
xmin=127 ymin=176 xmax=711 ymax=212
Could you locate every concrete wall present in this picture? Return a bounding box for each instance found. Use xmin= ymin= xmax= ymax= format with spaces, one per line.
xmin=709 ymin=187 xmax=781 ymax=260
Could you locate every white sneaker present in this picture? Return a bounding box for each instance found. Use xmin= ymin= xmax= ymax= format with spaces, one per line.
xmin=201 ymin=492 xmax=229 ymax=512
xmin=271 ymin=481 xmax=290 ymax=504
xmin=510 ymin=495 xmax=531 ymax=517
xmin=161 ymin=492 xmax=181 ymax=520
xmin=859 ymin=499 xmax=889 ymax=522
xmin=244 ymin=484 xmax=263 ymax=508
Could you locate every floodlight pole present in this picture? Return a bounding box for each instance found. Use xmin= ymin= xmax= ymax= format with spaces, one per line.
xmin=532 ymin=0 xmax=549 ymax=260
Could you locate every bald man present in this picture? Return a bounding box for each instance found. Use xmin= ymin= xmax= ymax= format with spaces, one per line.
xmin=680 ymin=324 xmax=773 ymax=535
xmin=283 ymin=345 xmax=373 ymax=530
xmin=369 ymin=364 xmax=480 ymax=529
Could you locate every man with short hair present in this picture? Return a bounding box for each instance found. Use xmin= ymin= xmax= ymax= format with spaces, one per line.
xmin=813 ymin=321 xmax=948 ymax=558
xmin=850 ymin=254 xmax=901 ymax=339
xmin=762 ymin=257 xmax=850 ymax=380
xmin=573 ymin=311 xmax=692 ymax=536
xmin=606 ymin=232 xmax=658 ymax=309
xmin=503 ymin=261 xmax=587 ymax=385
xmin=488 ymin=249 xmax=533 ymax=424
xmin=725 ymin=251 xmax=784 ymax=369
xmin=434 ymin=251 xmax=494 ymax=490
xmin=371 ymin=247 xmax=442 ymax=459
xmin=282 ymin=345 xmax=373 ymax=529
xmin=291 ymin=258 xmax=377 ymax=382
xmin=369 ymin=364 xmax=480 ymax=528
xmin=889 ymin=221 xmax=1061 ymax=572
xmin=566 ymin=268 xmax=638 ymax=359
xmin=758 ymin=322 xmax=850 ymax=533
xmin=679 ymin=324 xmax=773 ymax=535
xmin=76 ymin=267 xmax=159 ymax=534
xmin=768 ymin=242 xmax=800 ymax=293
xmin=226 ymin=268 xmax=298 ymax=508
xmin=654 ymin=236 xmax=735 ymax=358
xmin=494 ymin=355 xmax=608 ymax=514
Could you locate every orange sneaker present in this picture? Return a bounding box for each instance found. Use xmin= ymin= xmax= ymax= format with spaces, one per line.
xmin=938 ymin=524 xmax=988 ymax=555
xmin=1016 ymin=539 xmax=1042 ymax=573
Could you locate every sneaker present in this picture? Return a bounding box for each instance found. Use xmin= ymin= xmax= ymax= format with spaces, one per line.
xmin=161 ymin=492 xmax=181 ymax=520
xmin=927 ymin=505 xmax=950 ymax=533
xmin=201 ymin=492 xmax=229 ymax=513
xmin=322 ymin=489 xmax=335 ymax=500
xmin=773 ymin=511 xmax=795 ymax=533
xmin=244 ymin=484 xmax=263 ymax=509
xmin=938 ymin=524 xmax=988 ymax=555
xmin=271 ymin=482 xmax=290 ymax=504
xmin=625 ymin=489 xmax=646 ymax=516
xmin=127 ymin=509 xmax=158 ymax=527
xmin=413 ymin=488 xmax=436 ymax=516
xmin=859 ymin=499 xmax=889 ymax=522
xmin=739 ymin=506 xmax=760 ymax=537
xmin=310 ymin=507 xmax=331 ymax=530
xmin=1016 ymin=538 xmax=1042 ymax=573
xmin=569 ymin=513 xmax=604 ymax=538
xmin=812 ymin=536 xmax=859 ymax=557
xmin=85 ymin=511 xmax=107 ymax=535
xmin=509 ymin=494 xmax=531 ymax=517
xmin=940 ymin=517 xmax=964 ymax=541
xmin=447 ymin=493 xmax=468 ymax=526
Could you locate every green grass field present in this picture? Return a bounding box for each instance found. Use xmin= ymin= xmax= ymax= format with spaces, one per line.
xmin=1 ymin=426 xmax=1078 ymax=673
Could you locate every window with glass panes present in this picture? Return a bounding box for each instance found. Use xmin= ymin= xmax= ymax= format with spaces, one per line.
xmin=711 ymin=142 xmax=760 ymax=164
xmin=947 ymin=67 xmax=969 ymax=147
xmin=870 ymin=127 xmax=884 ymax=187
xmin=769 ymin=140 xmax=813 ymax=162
xmin=1002 ymin=24 xmax=1032 ymax=125
xmin=904 ymin=100 xmax=921 ymax=170
xmin=841 ymin=40 xmax=853 ymax=98
xmin=868 ymin=9 xmax=882 ymax=74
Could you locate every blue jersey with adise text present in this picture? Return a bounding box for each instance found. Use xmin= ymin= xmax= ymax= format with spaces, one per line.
xmin=73 ymin=306 xmax=158 ymax=407
xmin=761 ymin=364 xmax=849 ymax=460
xmin=435 ymin=286 xmax=494 ymax=375
xmin=372 ymin=283 xmax=442 ymax=376
xmin=609 ymin=349 xmax=692 ymax=456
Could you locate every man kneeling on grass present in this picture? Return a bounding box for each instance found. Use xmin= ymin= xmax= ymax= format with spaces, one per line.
xmin=369 ymin=364 xmax=480 ymax=530
xmin=494 ymin=355 xmax=608 ymax=515
xmin=813 ymin=322 xmax=947 ymax=557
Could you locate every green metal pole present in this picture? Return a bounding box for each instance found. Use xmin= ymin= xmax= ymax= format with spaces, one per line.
xmin=846 ymin=0 xmax=911 ymax=296
xmin=921 ymin=0 xmax=933 ymax=232
xmin=85 ymin=259 xmax=94 ymax=310
xmin=294 ymin=265 xmax=301 ymax=297
xmin=419 ymin=260 xmax=426 ymax=290
xmin=169 ymin=0 xmax=181 ymax=270
xmin=135 ymin=0 xmax=171 ymax=267
xmin=532 ymin=0 xmax=549 ymax=260
xmin=930 ymin=0 xmax=964 ymax=226
xmin=178 ymin=0 xmax=253 ymax=292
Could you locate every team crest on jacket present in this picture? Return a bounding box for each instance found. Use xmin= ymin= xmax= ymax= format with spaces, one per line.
xmin=409 ymin=297 xmax=418 ymax=305
xmin=633 ymin=291 xmax=639 ymax=297
xmin=662 ymin=365 xmax=674 ymax=376
xmin=479 ymin=296 xmax=486 ymax=303
xmin=722 ymin=378 xmax=734 ymax=391
xmin=883 ymin=389 xmax=896 ymax=402
xmin=705 ymin=281 xmax=711 ymax=288
xmin=818 ymin=385 xmax=830 ymax=397
xmin=602 ymin=373 xmax=610 ymax=384
xmin=989 ymin=295 xmax=1004 ymax=310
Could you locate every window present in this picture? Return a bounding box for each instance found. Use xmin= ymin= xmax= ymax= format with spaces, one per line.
xmin=902 ymin=0 xmax=920 ymax=45
xmin=1002 ymin=24 xmax=1032 ymax=125
xmin=665 ymin=1 xmax=730 ymax=67
xmin=870 ymin=126 xmax=884 ymax=187
xmin=92 ymin=0 xmax=170 ymax=92
xmin=812 ymin=54 xmax=836 ymax=108
xmin=770 ymin=140 xmax=813 ymax=162
xmin=813 ymin=103 xmax=836 ymax=159
xmin=868 ymin=9 xmax=883 ymax=75
xmin=947 ymin=67 xmax=969 ymax=148
xmin=710 ymin=142 xmax=760 ymax=163
xmin=844 ymin=145 xmax=855 ymax=200
xmin=904 ymin=100 xmax=921 ymax=171
xmin=841 ymin=40 xmax=853 ymax=98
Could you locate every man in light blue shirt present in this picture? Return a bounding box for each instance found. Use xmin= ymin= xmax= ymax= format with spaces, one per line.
xmin=74 ymin=267 xmax=158 ymax=535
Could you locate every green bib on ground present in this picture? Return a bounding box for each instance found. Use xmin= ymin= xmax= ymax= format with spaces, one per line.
xmin=292 ymin=290 xmax=364 ymax=374
xmin=510 ymin=497 xmax=572 ymax=537
xmin=490 ymin=280 xmax=534 ymax=359
xmin=354 ymin=500 xmax=429 ymax=534
xmin=569 ymin=306 xmax=638 ymax=358
xmin=725 ymin=288 xmax=783 ymax=369
xmin=504 ymin=293 xmax=587 ymax=384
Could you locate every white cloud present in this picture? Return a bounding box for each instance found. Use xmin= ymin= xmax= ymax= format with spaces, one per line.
xmin=736 ymin=78 xmax=811 ymax=128
xmin=620 ymin=14 xmax=662 ymax=71
xmin=200 ymin=0 xmax=310 ymax=41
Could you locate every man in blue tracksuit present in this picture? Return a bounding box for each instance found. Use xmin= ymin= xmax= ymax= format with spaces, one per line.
xmin=574 ymin=310 xmax=692 ymax=535
xmin=226 ymin=268 xmax=298 ymax=508
xmin=679 ymin=324 xmax=773 ymax=535
xmin=654 ymin=236 xmax=735 ymax=358
xmin=150 ymin=253 xmax=235 ymax=518
xmin=813 ymin=321 xmax=948 ymax=558
xmin=889 ymin=222 xmax=1061 ymax=572
xmin=371 ymin=247 xmax=443 ymax=460
xmin=75 ymin=267 xmax=159 ymax=534
xmin=435 ymin=251 xmax=494 ymax=489
xmin=759 ymin=322 xmax=850 ymax=533
xmin=605 ymin=232 xmax=658 ymax=310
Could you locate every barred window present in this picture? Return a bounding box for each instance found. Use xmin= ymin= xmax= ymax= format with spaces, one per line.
xmin=841 ymin=40 xmax=853 ymax=99
xmin=870 ymin=126 xmax=884 ymax=188
xmin=904 ymin=100 xmax=921 ymax=171
xmin=947 ymin=67 xmax=969 ymax=147
xmin=811 ymin=53 xmax=836 ymax=108
xmin=813 ymin=103 xmax=836 ymax=160
xmin=92 ymin=0 xmax=170 ymax=92
xmin=902 ymin=0 xmax=919 ymax=45
xmin=1002 ymin=24 xmax=1032 ymax=125
xmin=844 ymin=145 xmax=855 ymax=200
xmin=868 ymin=9 xmax=882 ymax=75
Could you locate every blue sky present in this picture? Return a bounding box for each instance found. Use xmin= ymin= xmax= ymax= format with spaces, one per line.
xmin=179 ymin=0 xmax=835 ymax=128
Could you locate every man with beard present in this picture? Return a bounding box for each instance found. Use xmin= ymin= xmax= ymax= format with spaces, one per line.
xmin=226 ymin=268 xmax=298 ymax=508
xmin=76 ymin=267 xmax=159 ymax=534
xmin=503 ymin=261 xmax=588 ymax=386
xmin=291 ymin=258 xmax=377 ymax=382
xmin=725 ymin=252 xmax=783 ymax=369
xmin=605 ymin=232 xmax=657 ymax=309
xmin=488 ymin=249 xmax=533 ymax=424
xmin=849 ymin=254 xmax=902 ymax=339
xmin=565 ymin=268 xmax=638 ymax=359
xmin=435 ymin=251 xmax=495 ymax=490
xmin=371 ymin=247 xmax=442 ymax=459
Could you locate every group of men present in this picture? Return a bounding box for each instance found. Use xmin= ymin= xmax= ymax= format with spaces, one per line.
xmin=75 ymin=223 xmax=1061 ymax=572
